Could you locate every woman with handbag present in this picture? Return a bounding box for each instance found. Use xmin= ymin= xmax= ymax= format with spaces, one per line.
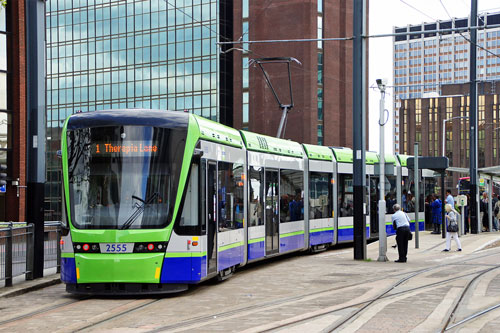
xmin=443 ymin=204 xmax=462 ymax=252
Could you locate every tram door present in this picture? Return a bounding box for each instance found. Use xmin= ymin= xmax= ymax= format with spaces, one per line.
xmin=265 ymin=170 xmax=279 ymax=255
xmin=369 ymin=176 xmax=380 ymax=235
xmin=207 ymin=162 xmax=217 ymax=274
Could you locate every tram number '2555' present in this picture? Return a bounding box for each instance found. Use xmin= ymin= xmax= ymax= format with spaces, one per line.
xmin=100 ymin=243 xmax=133 ymax=253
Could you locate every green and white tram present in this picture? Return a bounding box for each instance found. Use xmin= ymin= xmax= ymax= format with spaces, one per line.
xmin=60 ymin=109 xmax=430 ymax=294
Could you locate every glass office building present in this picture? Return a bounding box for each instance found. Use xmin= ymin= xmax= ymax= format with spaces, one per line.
xmin=45 ymin=0 xmax=222 ymax=219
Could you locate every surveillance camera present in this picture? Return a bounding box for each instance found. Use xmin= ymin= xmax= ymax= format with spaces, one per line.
xmin=376 ymin=78 xmax=387 ymax=91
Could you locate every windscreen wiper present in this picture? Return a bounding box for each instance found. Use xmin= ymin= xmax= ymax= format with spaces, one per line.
xmin=120 ymin=192 xmax=159 ymax=230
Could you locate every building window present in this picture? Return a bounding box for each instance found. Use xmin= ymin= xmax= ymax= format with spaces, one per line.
xmin=242 ymin=1 xmax=250 ymax=129
xmin=0 ymin=9 xmax=9 ymax=176
xmin=415 ymin=99 xmax=421 ymax=149
xmin=46 ymin=0 xmax=221 ymax=220
xmin=317 ymin=1 xmax=324 ymax=145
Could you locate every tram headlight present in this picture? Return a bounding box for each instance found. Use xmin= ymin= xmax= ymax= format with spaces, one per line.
xmin=73 ymin=242 xmax=101 ymax=253
xmin=133 ymin=242 xmax=167 ymax=253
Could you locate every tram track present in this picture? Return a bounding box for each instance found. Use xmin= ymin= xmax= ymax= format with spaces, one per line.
xmin=0 ymin=296 xmax=90 ymax=328
xmin=140 ymin=249 xmax=500 ymax=332
xmin=74 ymin=298 xmax=163 ymax=332
xmin=266 ymin=265 xmax=497 ymax=333
xmin=443 ymin=301 xmax=500 ymax=331
xmin=1 ymin=247 xmax=498 ymax=332
xmin=440 ymin=264 xmax=500 ymax=332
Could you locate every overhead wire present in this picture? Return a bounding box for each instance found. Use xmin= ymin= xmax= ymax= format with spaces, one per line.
xmin=399 ymin=0 xmax=500 ymax=58
xmin=398 ymin=0 xmax=438 ymax=21
xmin=163 ymin=0 xmax=231 ymax=42
xmin=161 ymin=0 xmax=350 ymax=95
xmin=240 ymin=0 xmax=275 ymax=41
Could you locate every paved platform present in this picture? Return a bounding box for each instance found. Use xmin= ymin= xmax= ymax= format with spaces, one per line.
xmin=0 ymin=231 xmax=499 ymax=332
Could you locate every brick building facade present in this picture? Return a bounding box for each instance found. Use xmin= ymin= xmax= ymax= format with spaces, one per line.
xmin=1 ymin=2 xmax=27 ymax=222
xmin=232 ymin=0 xmax=356 ymax=147
xmin=399 ymin=82 xmax=500 ymax=191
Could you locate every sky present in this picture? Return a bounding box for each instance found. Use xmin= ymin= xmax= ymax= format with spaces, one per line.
xmin=368 ymin=0 xmax=500 ymax=153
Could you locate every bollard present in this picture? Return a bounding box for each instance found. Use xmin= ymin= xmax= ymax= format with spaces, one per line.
xmin=5 ymin=223 xmax=12 ymax=287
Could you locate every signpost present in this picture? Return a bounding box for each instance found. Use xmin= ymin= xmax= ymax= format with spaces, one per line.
xmin=457 ymin=195 xmax=467 ymax=236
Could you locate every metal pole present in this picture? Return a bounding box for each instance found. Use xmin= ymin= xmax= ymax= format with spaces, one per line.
xmin=378 ymin=86 xmax=388 ymax=262
xmin=5 ymin=223 xmax=12 ymax=287
xmin=276 ymin=105 xmax=289 ymax=139
xmin=441 ymin=173 xmax=446 ymax=238
xmin=460 ymin=204 xmax=465 ymax=236
xmin=442 ymin=119 xmax=446 ymax=157
xmin=26 ymin=0 xmax=47 ymax=279
xmin=488 ymin=177 xmax=493 ymax=232
xmin=414 ymin=143 xmax=420 ymax=248
xmin=56 ymin=225 xmax=61 ymax=274
xmin=469 ymin=0 xmax=479 ymax=234
xmin=353 ymin=0 xmax=367 ymax=260
xmin=25 ymin=223 xmax=34 ymax=280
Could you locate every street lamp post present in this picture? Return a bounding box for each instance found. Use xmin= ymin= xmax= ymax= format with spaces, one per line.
xmin=376 ymin=79 xmax=388 ymax=262
xmin=442 ymin=116 xmax=469 ymax=157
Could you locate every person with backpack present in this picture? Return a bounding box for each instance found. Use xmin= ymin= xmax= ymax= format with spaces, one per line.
xmin=443 ymin=204 xmax=462 ymax=252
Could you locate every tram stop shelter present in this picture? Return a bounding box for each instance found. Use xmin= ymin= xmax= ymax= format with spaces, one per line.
xmin=408 ymin=157 xmax=449 ymax=238
xmin=448 ymin=165 xmax=500 ymax=233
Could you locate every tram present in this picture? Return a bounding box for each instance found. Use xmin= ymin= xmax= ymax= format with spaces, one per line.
xmin=60 ymin=109 xmax=432 ymax=294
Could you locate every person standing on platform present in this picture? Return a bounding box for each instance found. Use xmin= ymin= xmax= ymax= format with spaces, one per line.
xmin=493 ymin=194 xmax=499 ymax=231
xmin=464 ymin=194 xmax=470 ymax=234
xmin=446 ymin=189 xmax=454 ymax=208
xmin=481 ymin=192 xmax=489 ymax=232
xmin=431 ymin=194 xmax=442 ymax=234
xmin=495 ymin=195 xmax=500 ymax=231
xmin=443 ymin=204 xmax=462 ymax=252
xmin=391 ymin=204 xmax=411 ymax=263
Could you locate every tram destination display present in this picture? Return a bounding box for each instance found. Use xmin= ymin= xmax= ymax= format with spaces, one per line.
xmin=91 ymin=141 xmax=159 ymax=156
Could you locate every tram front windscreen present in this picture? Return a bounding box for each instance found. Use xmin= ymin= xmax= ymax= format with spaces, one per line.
xmin=66 ymin=125 xmax=187 ymax=229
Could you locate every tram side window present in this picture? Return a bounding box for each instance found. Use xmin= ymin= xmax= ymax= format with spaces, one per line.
xmin=249 ymin=166 xmax=264 ymax=227
xmin=402 ymin=174 xmax=423 ymax=212
xmin=309 ymin=172 xmax=332 ymax=219
xmin=385 ymin=175 xmax=397 ymax=214
xmin=338 ymin=174 xmax=354 ymax=217
xmin=177 ymin=163 xmax=201 ymax=235
xmin=280 ymin=170 xmax=304 ymax=222
xmin=218 ymin=162 xmax=244 ymax=231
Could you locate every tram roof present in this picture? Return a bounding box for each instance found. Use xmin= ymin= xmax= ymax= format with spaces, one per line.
xmin=192 ymin=115 xmax=244 ymax=148
xmin=385 ymin=154 xmax=397 ymax=165
xmin=330 ymin=147 xmax=379 ymax=165
xmin=65 ymin=109 xmax=190 ymax=130
xmin=302 ymin=144 xmax=334 ymax=161
xmin=397 ymin=154 xmax=409 ymax=167
xmin=365 ymin=152 xmax=379 ymax=165
xmin=240 ymin=131 xmax=304 ymax=158
xmin=331 ymin=147 xmax=353 ymax=163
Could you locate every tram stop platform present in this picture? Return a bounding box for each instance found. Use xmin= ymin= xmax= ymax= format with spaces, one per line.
xmin=1 ymin=231 xmax=500 ymax=332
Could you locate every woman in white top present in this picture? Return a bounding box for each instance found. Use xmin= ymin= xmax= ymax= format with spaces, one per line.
xmin=443 ymin=204 xmax=462 ymax=252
